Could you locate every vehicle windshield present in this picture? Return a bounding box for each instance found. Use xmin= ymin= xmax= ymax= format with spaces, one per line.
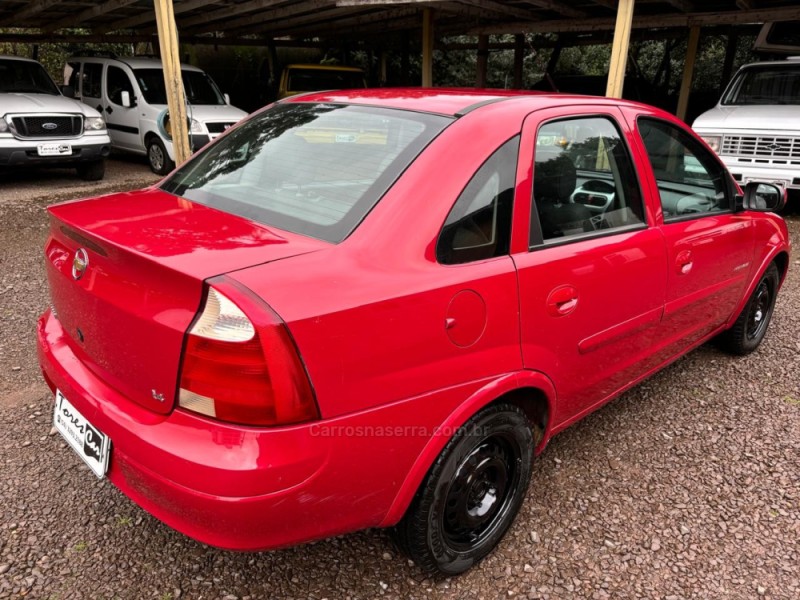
xmin=161 ymin=103 xmax=451 ymax=243
xmin=0 ymin=59 xmax=60 ymax=95
xmin=723 ymin=65 xmax=800 ymax=105
xmin=134 ymin=68 xmax=226 ymax=105
xmin=288 ymin=68 xmax=365 ymax=92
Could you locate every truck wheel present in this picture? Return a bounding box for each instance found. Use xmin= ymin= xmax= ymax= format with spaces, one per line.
xmin=76 ymin=160 xmax=105 ymax=181
xmin=147 ymin=137 xmax=175 ymax=175
xmin=392 ymin=403 xmax=534 ymax=575
xmin=716 ymin=263 xmax=779 ymax=355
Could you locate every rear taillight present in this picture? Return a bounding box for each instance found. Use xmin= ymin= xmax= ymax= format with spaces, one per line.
xmin=178 ymin=279 xmax=319 ymax=426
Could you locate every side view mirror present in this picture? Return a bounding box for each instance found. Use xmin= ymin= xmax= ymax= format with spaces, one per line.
xmin=223 ymin=93 xmax=231 ymax=104
xmin=61 ymin=85 xmax=75 ymax=98
xmin=120 ymin=90 xmax=133 ymax=108
xmin=739 ymin=181 xmax=786 ymax=212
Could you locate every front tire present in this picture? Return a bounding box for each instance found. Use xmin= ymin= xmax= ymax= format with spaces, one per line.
xmin=716 ymin=263 xmax=780 ymax=355
xmin=147 ymin=137 xmax=175 ymax=175
xmin=393 ymin=404 xmax=535 ymax=575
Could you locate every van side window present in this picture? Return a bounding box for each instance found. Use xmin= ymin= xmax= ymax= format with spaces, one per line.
xmin=81 ymin=63 xmax=102 ymax=99
xmin=437 ymin=137 xmax=518 ymax=265
xmin=107 ymin=66 xmax=134 ymax=106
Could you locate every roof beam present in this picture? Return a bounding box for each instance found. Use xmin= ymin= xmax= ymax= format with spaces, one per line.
xmin=97 ymin=0 xmax=222 ymax=34
xmin=517 ymin=1 xmax=588 ymax=19
xmin=664 ymin=0 xmax=694 ymax=11
xmin=178 ymin=0 xmax=317 ymax=30
xmin=188 ymin=1 xmax=352 ymax=35
xmin=230 ymin=6 xmax=416 ymax=37
xmin=736 ymin=0 xmax=754 ymax=9
xmin=44 ymin=0 xmax=140 ymax=33
xmin=454 ymin=0 xmax=536 ymax=21
xmin=0 ymin=0 xmax=61 ymax=27
xmin=470 ymin=5 xmax=800 ymax=34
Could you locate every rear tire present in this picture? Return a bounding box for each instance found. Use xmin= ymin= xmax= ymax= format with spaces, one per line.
xmin=76 ymin=160 xmax=105 ymax=181
xmin=716 ymin=263 xmax=779 ymax=355
xmin=392 ymin=403 xmax=535 ymax=575
xmin=147 ymin=137 xmax=175 ymax=175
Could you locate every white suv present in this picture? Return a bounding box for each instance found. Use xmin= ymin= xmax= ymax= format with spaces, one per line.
xmin=693 ymin=57 xmax=800 ymax=201
xmin=67 ymin=55 xmax=248 ymax=174
xmin=0 ymin=55 xmax=110 ymax=180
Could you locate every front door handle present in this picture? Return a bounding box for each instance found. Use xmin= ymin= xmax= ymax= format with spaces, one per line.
xmin=546 ymin=285 xmax=579 ymax=317
xmin=676 ymin=250 xmax=694 ymax=275
xmin=95 ymin=104 xmax=103 ymax=113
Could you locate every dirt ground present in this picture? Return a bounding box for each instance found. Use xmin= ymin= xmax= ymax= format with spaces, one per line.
xmin=0 ymin=160 xmax=798 ymax=599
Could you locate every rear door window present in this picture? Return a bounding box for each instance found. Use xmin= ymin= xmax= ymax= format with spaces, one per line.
xmin=161 ymin=103 xmax=451 ymax=242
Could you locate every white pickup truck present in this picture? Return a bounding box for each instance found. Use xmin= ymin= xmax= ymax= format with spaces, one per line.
xmin=693 ymin=56 xmax=800 ymax=202
xmin=0 ymin=55 xmax=110 ymax=180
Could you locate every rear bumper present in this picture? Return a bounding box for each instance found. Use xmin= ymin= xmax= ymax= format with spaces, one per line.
xmin=0 ymin=136 xmax=111 ymax=167
xmin=36 ymin=309 xmax=457 ymax=550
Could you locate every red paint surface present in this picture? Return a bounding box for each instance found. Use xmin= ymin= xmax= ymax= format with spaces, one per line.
xmin=38 ymin=89 xmax=791 ymax=551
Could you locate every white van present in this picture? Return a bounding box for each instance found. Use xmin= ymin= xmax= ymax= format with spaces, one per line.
xmin=67 ymin=55 xmax=247 ymax=174
xmin=1 ymin=55 xmax=110 ymax=180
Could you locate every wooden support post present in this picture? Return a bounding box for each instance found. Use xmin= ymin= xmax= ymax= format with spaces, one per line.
xmin=422 ymin=8 xmax=434 ymax=87
xmin=513 ymin=34 xmax=524 ymax=89
xmin=605 ymin=0 xmax=635 ymax=99
xmin=153 ymin=0 xmax=191 ymax=165
xmin=676 ymin=25 xmax=701 ymax=122
xmin=476 ymin=34 xmax=489 ymax=88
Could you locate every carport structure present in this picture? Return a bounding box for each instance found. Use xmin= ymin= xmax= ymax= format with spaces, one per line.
xmin=2 ymin=0 xmax=799 ymax=163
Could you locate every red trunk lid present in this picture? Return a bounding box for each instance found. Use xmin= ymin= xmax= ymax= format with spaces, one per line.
xmin=45 ymin=188 xmax=328 ymax=414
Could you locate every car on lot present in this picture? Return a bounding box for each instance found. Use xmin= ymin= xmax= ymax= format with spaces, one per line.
xmin=0 ymin=55 xmax=110 ymax=180
xmin=66 ymin=55 xmax=248 ymax=174
xmin=38 ymin=89 xmax=790 ymax=575
xmin=693 ymin=56 xmax=800 ymax=203
xmin=278 ymin=63 xmax=367 ymax=99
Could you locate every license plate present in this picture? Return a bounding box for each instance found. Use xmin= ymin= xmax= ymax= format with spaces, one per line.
xmin=53 ymin=390 xmax=111 ymax=478
xmin=37 ymin=143 xmax=72 ymax=156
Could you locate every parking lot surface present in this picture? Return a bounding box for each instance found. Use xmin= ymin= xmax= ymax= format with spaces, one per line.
xmin=0 ymin=165 xmax=798 ymax=599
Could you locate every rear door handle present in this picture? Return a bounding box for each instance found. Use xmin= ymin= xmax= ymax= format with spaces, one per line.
xmin=546 ymin=285 xmax=579 ymax=317
xmin=676 ymin=250 xmax=693 ymax=275
xmin=105 ymin=105 xmax=113 ymax=115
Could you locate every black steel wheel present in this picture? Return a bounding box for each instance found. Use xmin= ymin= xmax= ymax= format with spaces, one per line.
xmin=716 ymin=263 xmax=780 ymax=355
xmin=393 ymin=403 xmax=535 ymax=575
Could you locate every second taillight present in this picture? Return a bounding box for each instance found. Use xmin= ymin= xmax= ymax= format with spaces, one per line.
xmin=178 ymin=279 xmax=319 ymax=426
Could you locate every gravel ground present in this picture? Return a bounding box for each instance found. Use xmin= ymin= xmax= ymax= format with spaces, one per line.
xmin=0 ymin=166 xmax=798 ymax=599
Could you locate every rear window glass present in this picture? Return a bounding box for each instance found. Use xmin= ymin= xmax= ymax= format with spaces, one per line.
xmin=161 ymin=103 xmax=451 ymax=242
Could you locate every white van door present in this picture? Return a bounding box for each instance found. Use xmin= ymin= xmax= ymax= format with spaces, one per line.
xmin=78 ymin=62 xmax=104 ymax=114
xmin=103 ymin=64 xmax=141 ymax=152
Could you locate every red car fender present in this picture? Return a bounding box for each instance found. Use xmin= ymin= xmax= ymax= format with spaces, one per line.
xmin=379 ymin=369 xmax=557 ymax=527
xmin=726 ymin=240 xmax=791 ymax=330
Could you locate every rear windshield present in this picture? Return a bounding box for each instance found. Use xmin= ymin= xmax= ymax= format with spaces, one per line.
xmin=0 ymin=59 xmax=60 ymax=95
xmin=134 ymin=68 xmax=225 ymax=105
xmin=161 ymin=103 xmax=451 ymax=242
xmin=287 ymin=68 xmax=365 ymax=92
xmin=722 ymin=65 xmax=800 ymax=105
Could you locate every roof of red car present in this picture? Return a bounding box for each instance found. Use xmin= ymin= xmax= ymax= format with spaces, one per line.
xmin=281 ymin=87 xmax=554 ymax=117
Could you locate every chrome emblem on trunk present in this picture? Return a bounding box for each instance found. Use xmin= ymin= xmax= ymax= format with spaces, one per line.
xmin=42 ymin=122 xmax=59 ymax=130
xmin=72 ymin=248 xmax=89 ymax=280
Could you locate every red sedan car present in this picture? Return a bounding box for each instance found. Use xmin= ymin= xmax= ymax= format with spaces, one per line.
xmin=38 ymin=89 xmax=790 ymax=575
